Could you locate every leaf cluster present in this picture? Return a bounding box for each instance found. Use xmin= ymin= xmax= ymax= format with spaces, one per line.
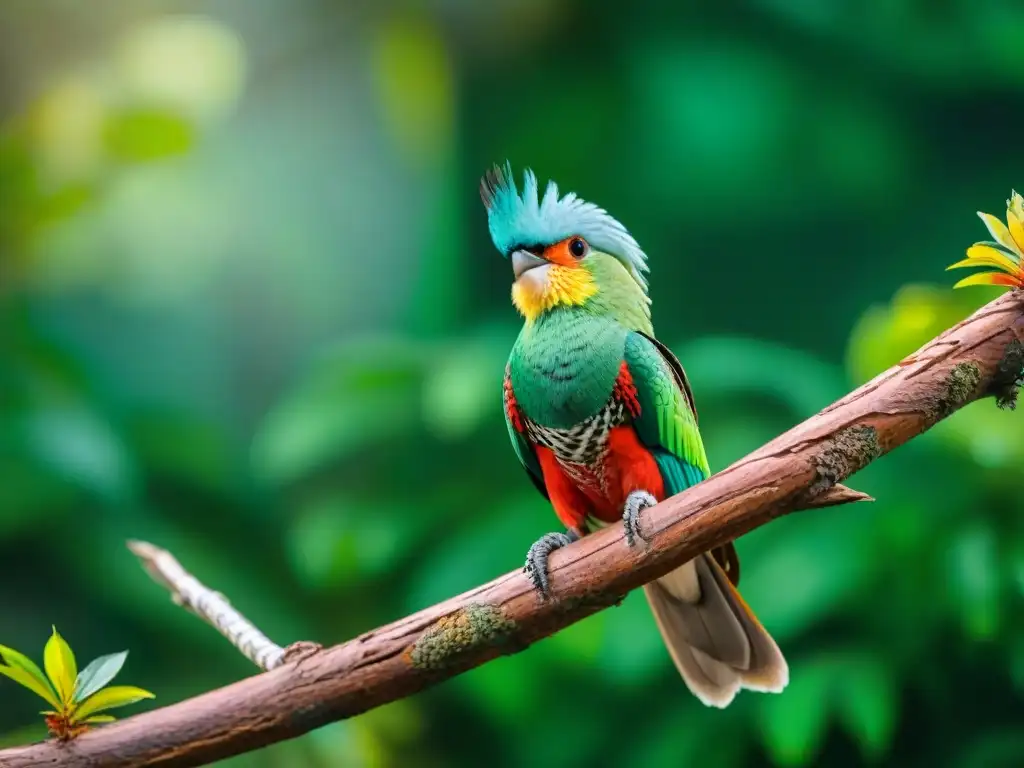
xmin=0 ymin=628 xmax=154 ymax=740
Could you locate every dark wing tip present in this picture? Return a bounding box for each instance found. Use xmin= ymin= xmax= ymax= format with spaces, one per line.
xmin=479 ymin=162 xmax=509 ymax=210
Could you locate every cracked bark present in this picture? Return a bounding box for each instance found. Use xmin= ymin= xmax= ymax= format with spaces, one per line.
xmin=1 ymin=291 xmax=1021 ymax=768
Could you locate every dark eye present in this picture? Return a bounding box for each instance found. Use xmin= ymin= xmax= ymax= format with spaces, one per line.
xmin=568 ymin=237 xmax=587 ymax=258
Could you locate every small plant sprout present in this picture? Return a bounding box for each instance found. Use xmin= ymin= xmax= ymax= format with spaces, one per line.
xmin=0 ymin=627 xmax=155 ymax=741
xmin=948 ymin=190 xmax=1024 ymax=289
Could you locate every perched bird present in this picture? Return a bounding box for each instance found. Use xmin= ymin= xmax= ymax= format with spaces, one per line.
xmin=482 ymin=163 xmax=788 ymax=707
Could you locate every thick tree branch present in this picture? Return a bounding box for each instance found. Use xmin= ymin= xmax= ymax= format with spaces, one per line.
xmin=2 ymin=292 xmax=1021 ymax=768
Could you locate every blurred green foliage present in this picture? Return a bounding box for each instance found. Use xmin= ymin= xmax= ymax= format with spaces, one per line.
xmin=1 ymin=1 xmax=1023 ymax=766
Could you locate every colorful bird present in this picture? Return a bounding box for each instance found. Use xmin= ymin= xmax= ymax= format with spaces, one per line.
xmin=482 ymin=163 xmax=788 ymax=707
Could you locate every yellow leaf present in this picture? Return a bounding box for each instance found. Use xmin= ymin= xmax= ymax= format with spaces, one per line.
xmin=947 ymin=245 xmax=1020 ymax=274
xmin=0 ymin=645 xmax=61 ymax=709
xmin=83 ymin=715 xmax=116 ymax=724
xmin=44 ymin=627 xmax=77 ymax=708
xmin=73 ymin=686 xmax=154 ymax=720
xmin=977 ymin=211 xmax=1018 ymax=252
xmin=952 ymin=271 xmax=1021 ymax=289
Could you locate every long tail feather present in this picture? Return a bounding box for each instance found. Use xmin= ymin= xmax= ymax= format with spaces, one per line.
xmin=644 ymin=553 xmax=788 ymax=708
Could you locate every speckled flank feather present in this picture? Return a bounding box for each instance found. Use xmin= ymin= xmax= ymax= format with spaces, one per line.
xmin=480 ymin=162 xmax=650 ymax=290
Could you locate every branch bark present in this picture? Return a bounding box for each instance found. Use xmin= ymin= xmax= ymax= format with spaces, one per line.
xmin=2 ymin=292 xmax=1022 ymax=768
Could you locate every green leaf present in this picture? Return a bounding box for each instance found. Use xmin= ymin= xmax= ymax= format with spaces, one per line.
xmin=73 ymin=651 xmax=128 ymax=704
xmin=73 ymin=686 xmax=155 ymax=720
xmin=757 ymin=657 xmax=834 ymax=766
xmin=835 ymin=655 xmax=898 ymax=761
xmin=0 ymin=644 xmax=61 ymax=709
xmin=43 ymin=627 xmax=77 ymax=708
xmin=102 ymin=108 xmax=194 ymax=162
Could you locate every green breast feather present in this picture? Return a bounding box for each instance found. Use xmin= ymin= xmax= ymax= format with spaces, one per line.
xmin=508 ymin=309 xmax=628 ymax=429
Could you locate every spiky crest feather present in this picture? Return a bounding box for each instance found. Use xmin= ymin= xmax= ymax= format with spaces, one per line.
xmin=480 ymin=162 xmax=650 ymax=290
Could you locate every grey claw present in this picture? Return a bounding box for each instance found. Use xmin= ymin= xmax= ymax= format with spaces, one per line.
xmin=623 ymin=490 xmax=658 ymax=548
xmin=524 ymin=531 xmax=578 ymax=599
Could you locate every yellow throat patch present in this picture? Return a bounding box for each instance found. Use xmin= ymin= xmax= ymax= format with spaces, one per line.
xmin=511 ymin=264 xmax=597 ymax=322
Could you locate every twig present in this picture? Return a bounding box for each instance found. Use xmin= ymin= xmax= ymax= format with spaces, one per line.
xmin=126 ymin=541 xmax=288 ymax=672
xmin=1 ymin=291 xmax=1021 ymax=768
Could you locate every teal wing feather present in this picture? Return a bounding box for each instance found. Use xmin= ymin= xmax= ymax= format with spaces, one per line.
xmin=503 ymin=366 xmax=548 ymax=499
xmin=624 ymin=331 xmax=710 ymax=496
xmin=507 ymin=414 xmax=547 ymax=499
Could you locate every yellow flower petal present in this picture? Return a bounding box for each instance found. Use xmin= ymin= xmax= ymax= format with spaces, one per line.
xmin=1006 ymin=191 xmax=1024 ymax=253
xmin=977 ymin=211 xmax=1018 ymax=252
xmin=44 ymin=627 xmax=77 ymax=708
xmin=1007 ymin=190 xmax=1024 ymax=220
xmin=73 ymin=685 xmax=154 ymax=720
xmin=946 ymin=244 xmax=1020 ymax=274
xmin=952 ymin=271 xmax=1021 ymax=289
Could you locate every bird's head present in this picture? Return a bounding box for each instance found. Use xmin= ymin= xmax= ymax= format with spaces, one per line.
xmin=480 ymin=163 xmax=651 ymax=324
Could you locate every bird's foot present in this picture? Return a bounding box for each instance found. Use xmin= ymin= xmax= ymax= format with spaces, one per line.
xmin=524 ymin=530 xmax=580 ymax=599
xmin=623 ymin=490 xmax=658 ymax=548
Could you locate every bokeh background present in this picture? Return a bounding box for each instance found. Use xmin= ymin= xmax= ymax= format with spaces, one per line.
xmin=2 ymin=1 xmax=1023 ymax=766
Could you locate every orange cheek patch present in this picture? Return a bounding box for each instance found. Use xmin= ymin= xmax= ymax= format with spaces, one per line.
xmin=543 ymin=238 xmax=582 ymax=267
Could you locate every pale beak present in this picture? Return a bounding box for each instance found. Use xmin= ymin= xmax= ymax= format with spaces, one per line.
xmin=511 ymin=249 xmax=546 ymax=279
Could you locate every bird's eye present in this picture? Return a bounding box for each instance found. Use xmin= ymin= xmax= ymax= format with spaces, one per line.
xmin=568 ymin=237 xmax=587 ymax=258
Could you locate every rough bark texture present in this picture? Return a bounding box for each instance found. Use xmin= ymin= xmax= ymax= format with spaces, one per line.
xmin=2 ymin=292 xmax=1021 ymax=768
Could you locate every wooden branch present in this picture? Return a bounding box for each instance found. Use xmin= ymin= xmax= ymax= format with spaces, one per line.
xmin=2 ymin=292 xmax=1021 ymax=768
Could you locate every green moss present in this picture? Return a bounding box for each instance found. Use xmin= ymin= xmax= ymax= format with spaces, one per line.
xmin=812 ymin=426 xmax=881 ymax=492
xmin=554 ymin=591 xmax=624 ymax=615
xmin=991 ymin=339 xmax=1024 ymax=410
xmin=408 ymin=604 xmax=517 ymax=671
xmin=932 ymin=362 xmax=981 ymax=418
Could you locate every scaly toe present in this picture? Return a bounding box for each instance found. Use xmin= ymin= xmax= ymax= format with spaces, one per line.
xmin=623 ymin=490 xmax=658 ymax=548
xmin=524 ymin=531 xmax=578 ymax=599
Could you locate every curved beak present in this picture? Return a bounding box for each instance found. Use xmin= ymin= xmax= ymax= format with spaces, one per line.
xmin=511 ymin=249 xmax=546 ymax=279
